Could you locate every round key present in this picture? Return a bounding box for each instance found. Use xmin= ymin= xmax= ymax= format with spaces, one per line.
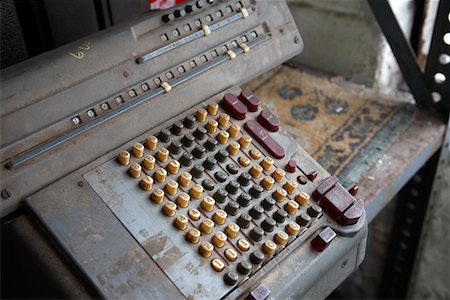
xmin=224 ymin=248 xmax=238 ymax=261
xmin=237 ymin=261 xmax=252 ymax=275
xmin=228 ymin=124 xmax=240 ymax=138
xmin=163 ymin=201 xmax=177 ymax=217
xmin=215 ymin=149 xmax=229 ymax=163
xmin=213 ymin=189 xmax=228 ymax=203
xmin=225 ymin=222 xmax=240 ymax=238
xmin=239 ymin=135 xmax=252 ymax=149
xmin=261 ymin=197 xmax=275 ymax=210
xmin=132 ymin=143 xmax=144 ymax=158
xmin=184 ymin=115 xmax=196 ymax=129
xmin=238 ymin=156 xmax=251 ymax=167
xmin=203 ymin=157 xmax=217 ymax=170
xmin=206 ymin=119 xmax=218 ymax=134
xmin=180 ymin=152 xmax=193 ymax=166
xmin=237 ymin=239 xmax=251 ymax=252
xmin=226 ymin=164 xmax=239 ymax=174
xmin=151 ymin=188 xmax=164 ymax=204
xmin=285 ymin=160 xmax=297 ymax=173
xmin=286 ymin=222 xmax=301 ymax=236
xmin=129 ymin=163 xmax=142 ymax=178
xmin=193 ymin=127 xmax=207 ymax=140
xmin=207 ymin=102 xmax=219 ymax=116
xmin=191 ymin=165 xmax=204 ymax=178
xmin=224 ymin=272 xmax=238 ymax=286
xmin=146 ymin=135 xmax=158 ymax=150
xmin=171 ymin=121 xmax=184 ymax=136
xmin=176 ymin=192 xmax=190 ymax=208
xmin=117 ymin=150 xmax=130 ymax=166
xmin=192 ymin=145 xmax=206 ymax=159
xmin=202 ymin=179 xmax=214 ymax=191
xmin=165 ymin=180 xmax=178 ymax=195
xmin=238 ymin=173 xmax=251 ymax=186
xmin=216 ymin=131 xmax=229 ymax=144
xmin=212 ymin=231 xmax=227 ymax=248
xmin=283 ymin=180 xmax=298 ymax=195
xmin=296 ymin=213 xmax=311 ymax=227
xmin=261 ymin=176 xmax=275 ymax=190
xmin=272 ymin=168 xmax=285 ymax=183
xmin=295 ymin=192 xmax=310 ymax=206
xmin=200 ymin=218 xmax=214 ymax=234
xmin=168 ymin=141 xmax=182 ymax=155
xmin=188 ymin=208 xmax=201 ymax=221
xmin=249 ymin=205 xmax=264 ymax=220
xmin=284 ymin=199 xmax=299 ymax=215
xmin=142 ymin=155 xmax=156 ymax=170
xmin=260 ymin=157 xmax=273 ymax=171
xmin=237 ymin=193 xmax=251 ymax=207
xmin=250 ymin=251 xmax=264 ymax=264
xmin=181 ymin=134 xmax=195 ymax=147
xmin=186 ymin=228 xmax=201 ymax=244
xmin=204 ymin=138 xmax=218 ymax=151
xmin=201 ymin=196 xmax=215 ymax=212
xmin=175 ymin=214 xmax=188 ymax=230
xmin=274 ymin=231 xmax=289 ymax=245
xmin=157 ymin=148 xmax=169 ymax=162
xmin=154 ymin=168 xmax=167 ymax=183
xmin=226 ymin=180 xmax=240 ymax=195
xmin=178 ymin=172 xmax=192 ymax=187
xmin=213 ymin=209 xmax=227 ymax=225
xmin=249 ymin=185 xmax=263 ymax=198
xmin=167 ymin=160 xmax=180 ymax=174
xmin=297 ymin=175 xmax=308 ymax=185
xmin=215 ymin=171 xmax=227 ymax=182
xmin=249 ymin=149 xmax=262 ymax=160
xmin=227 ymin=141 xmax=240 ymax=156
xmin=189 ymin=184 xmax=203 ymax=199
xmin=261 ymin=217 xmax=276 ymax=232
xmin=237 ymin=214 xmax=252 ymax=228
xmin=273 ymin=188 xmax=287 ymax=202
xmin=140 ymin=175 xmax=154 ymax=191
xmin=307 ymin=204 xmax=322 ymax=218
xmin=273 ymin=209 xmax=288 ymax=223
xmin=158 ymin=129 xmax=171 ymax=143
xmin=262 ymin=240 xmax=277 ymax=255
xmin=217 ymin=113 xmax=230 ymax=127
xmin=198 ymin=242 xmax=214 ymax=258
xmin=249 ymin=227 xmax=264 ymax=242
xmin=196 ymin=108 xmax=207 ymax=122
xmin=211 ymin=258 xmax=225 ymax=272
xmin=225 ymin=201 xmax=239 ymax=216
xmin=250 ymin=165 xmax=263 ymax=179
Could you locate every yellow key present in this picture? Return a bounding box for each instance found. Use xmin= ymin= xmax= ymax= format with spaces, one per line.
xmin=196 ymin=108 xmax=207 ymax=122
xmin=224 ymin=248 xmax=238 ymax=261
xmin=165 ymin=180 xmax=178 ymax=195
xmin=261 ymin=176 xmax=275 ymax=190
xmin=212 ymin=231 xmax=227 ymax=248
xmin=295 ymin=192 xmax=310 ymax=206
xmin=154 ymin=167 xmax=167 ymax=183
xmin=189 ymin=184 xmax=203 ymax=199
xmin=283 ymin=180 xmax=298 ymax=194
xmin=237 ymin=239 xmax=251 ymax=252
xmin=174 ymin=214 xmax=188 ymax=230
xmin=207 ymin=102 xmax=219 ymax=116
xmin=178 ymin=172 xmax=192 ymax=187
xmin=262 ymin=240 xmax=277 ymax=255
xmin=285 ymin=222 xmax=301 ymax=236
xmin=217 ymin=113 xmax=230 ymax=127
xmin=132 ymin=143 xmax=144 ymax=158
xmin=118 ymin=150 xmax=130 ymax=166
xmin=198 ymin=241 xmax=214 ymax=258
xmin=239 ymin=135 xmax=252 ymax=149
xmin=274 ymin=231 xmax=289 ymax=245
xmin=228 ymin=124 xmax=240 ymax=138
xmin=201 ymin=196 xmax=215 ymax=212
xmin=188 ymin=208 xmax=201 ymax=221
xmin=163 ymin=201 xmax=177 ymax=217
xmin=140 ymin=175 xmax=154 ymax=191
xmin=213 ymin=209 xmax=227 ymax=225
xmin=227 ymin=141 xmax=240 ymax=156
xmin=216 ymin=131 xmax=230 ymax=144
xmin=284 ymin=200 xmax=299 ymax=215
xmin=273 ymin=188 xmax=287 ymax=202
xmin=200 ymin=218 xmax=214 ymax=234
xmin=250 ymin=165 xmax=263 ymax=179
xmin=129 ymin=162 xmax=142 ymax=178
xmin=225 ymin=222 xmax=240 ymax=238
xmin=186 ymin=228 xmax=201 ymax=244
xmin=167 ymin=160 xmax=180 ymax=174
xmin=157 ymin=148 xmax=169 ymax=162
xmin=272 ymin=168 xmax=285 ymax=182
xmin=260 ymin=157 xmax=274 ymax=171
xmin=249 ymin=149 xmax=262 ymax=160
xmin=142 ymin=155 xmax=156 ymax=170
xmin=151 ymin=188 xmax=165 ymax=204
xmin=146 ymin=135 xmax=158 ymax=150
xmin=176 ymin=192 xmax=190 ymax=208
xmin=211 ymin=258 xmax=225 ymax=272
xmin=206 ymin=119 xmax=218 ymax=133
xmin=238 ymin=156 xmax=251 ymax=167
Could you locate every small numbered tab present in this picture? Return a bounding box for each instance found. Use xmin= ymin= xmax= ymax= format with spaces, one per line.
xmin=218 ymin=113 xmax=230 ymax=127
xmin=207 ymin=102 xmax=219 ymax=116
xmin=176 ymin=192 xmax=190 ymax=208
xmin=189 ymin=184 xmax=204 ymax=199
xmin=175 ymin=214 xmax=188 ymax=230
xmin=118 ymin=150 xmax=130 ymax=166
xmin=217 ymin=131 xmax=230 ymax=144
xmin=142 ymin=155 xmax=156 ymax=170
xmin=225 ymin=222 xmax=240 ymax=238
xmin=178 ymin=172 xmax=192 ymax=187
xmin=213 ymin=209 xmax=227 ymax=225
xmin=129 ymin=163 xmax=142 ymax=178
xmin=212 ymin=231 xmax=227 ymax=248
xmin=283 ymin=180 xmax=298 ymax=194
xmin=250 ymin=165 xmax=263 ymax=179
xmin=201 ymin=196 xmax=215 ymax=212
xmin=284 ymin=200 xmax=299 ymax=215
xmin=261 ymin=176 xmax=275 ymax=190
xmin=224 ymin=248 xmax=238 ymax=261
xmin=154 ymin=167 xmax=167 ymax=183
xmin=163 ymin=201 xmax=177 ymax=217
xmin=211 ymin=258 xmax=225 ymax=272
xmin=221 ymin=93 xmax=248 ymax=120
xmin=237 ymin=239 xmax=251 ymax=251
xmin=188 ymin=208 xmax=201 ymax=221
xmin=140 ymin=175 xmax=154 ymax=191
xmin=146 ymin=135 xmax=158 ymax=150
xmin=200 ymin=218 xmax=214 ymax=234
xmin=239 ymin=135 xmax=252 ymax=149
xmin=285 ymin=222 xmax=301 ymax=236
xmin=151 ymin=188 xmax=165 ymax=204
xmin=206 ymin=119 xmax=218 ymax=133
xmin=295 ymin=192 xmax=310 ymax=206
xmin=227 ymin=141 xmax=240 ymax=156
xmin=165 ymin=180 xmax=179 ymax=195
xmin=260 ymin=157 xmax=274 ymax=171
xmin=186 ymin=228 xmax=201 ymax=244
xmin=273 ymin=188 xmax=287 ymax=202
xmin=167 ymin=160 xmax=180 ymax=174
xmin=262 ymin=240 xmax=277 ymax=255
xmin=132 ymin=143 xmax=144 ymax=158
xmin=228 ymin=124 xmax=240 ymax=138
xmin=196 ymin=108 xmax=208 ymax=122
xmin=274 ymin=231 xmax=289 ymax=245
xmin=244 ymin=120 xmax=285 ymax=159
xmin=249 ymin=149 xmax=262 ymax=160
xmin=199 ymin=242 xmax=214 ymax=258
xmin=272 ymin=168 xmax=286 ymax=183
xmin=239 ymin=156 xmax=251 ymax=167
xmin=157 ymin=148 xmax=169 ymax=162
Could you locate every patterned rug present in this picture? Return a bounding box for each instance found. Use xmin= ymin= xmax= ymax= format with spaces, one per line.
xmin=244 ymin=65 xmax=415 ymax=187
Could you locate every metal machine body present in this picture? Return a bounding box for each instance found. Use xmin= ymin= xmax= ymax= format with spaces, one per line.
xmin=1 ymin=1 xmax=367 ymax=298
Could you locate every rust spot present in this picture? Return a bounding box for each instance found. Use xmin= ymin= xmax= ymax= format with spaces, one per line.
xmin=123 ymin=70 xmax=130 ymax=78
